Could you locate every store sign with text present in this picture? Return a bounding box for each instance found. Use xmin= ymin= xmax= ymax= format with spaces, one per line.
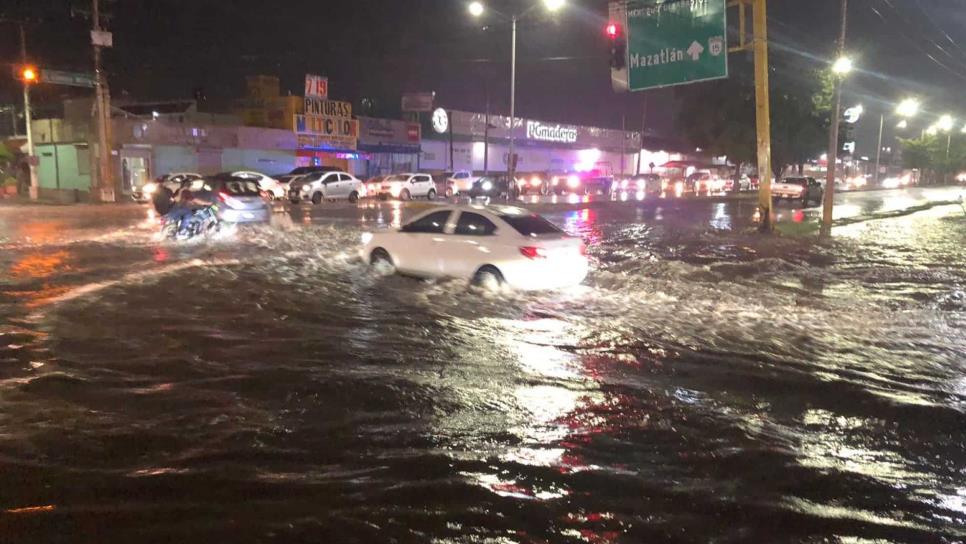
xmin=295 ymin=114 xmax=359 ymax=150
xmin=526 ymin=121 xmax=578 ymax=144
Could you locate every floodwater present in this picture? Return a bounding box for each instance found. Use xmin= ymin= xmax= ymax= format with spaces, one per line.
xmin=0 ymin=190 xmax=964 ymax=543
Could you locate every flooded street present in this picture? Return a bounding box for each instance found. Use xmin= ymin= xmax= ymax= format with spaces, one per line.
xmin=1 ymin=189 xmax=964 ymax=543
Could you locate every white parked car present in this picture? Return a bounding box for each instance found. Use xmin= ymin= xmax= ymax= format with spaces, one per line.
xmin=360 ymin=205 xmax=589 ymax=291
xmin=233 ymin=171 xmax=285 ymax=200
xmin=288 ymin=170 xmax=365 ymax=204
xmin=447 ymin=170 xmax=480 ymax=196
xmin=375 ymin=173 xmax=438 ymax=201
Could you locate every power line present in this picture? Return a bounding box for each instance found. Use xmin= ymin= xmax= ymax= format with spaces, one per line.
xmin=910 ymin=0 xmax=966 ymax=64
xmin=874 ymin=0 xmax=966 ymax=74
xmin=866 ymin=0 xmax=966 ymax=84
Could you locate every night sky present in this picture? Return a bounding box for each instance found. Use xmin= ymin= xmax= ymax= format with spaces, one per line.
xmin=2 ymin=0 xmax=964 ymax=157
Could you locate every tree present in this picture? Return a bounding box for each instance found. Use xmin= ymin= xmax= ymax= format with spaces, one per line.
xmin=676 ymin=57 xmax=756 ymax=187
xmin=676 ymin=55 xmax=828 ymax=181
xmin=901 ymin=134 xmax=966 ymax=184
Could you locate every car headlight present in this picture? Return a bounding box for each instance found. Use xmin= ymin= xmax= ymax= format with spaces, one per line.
xmin=530 ymin=177 xmax=542 ymax=187
xmin=567 ymin=175 xmax=580 ymax=189
xmin=361 ymin=232 xmax=373 ymax=244
xmin=552 ymin=177 xmax=560 ymax=186
xmin=482 ymin=181 xmax=493 ymax=191
xmin=142 ymin=182 xmax=157 ymax=195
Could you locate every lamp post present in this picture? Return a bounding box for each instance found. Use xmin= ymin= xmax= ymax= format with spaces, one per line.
xmin=873 ymin=98 xmax=919 ymax=186
xmin=938 ymin=114 xmax=954 ymax=159
xmin=469 ymin=0 xmax=565 ymax=198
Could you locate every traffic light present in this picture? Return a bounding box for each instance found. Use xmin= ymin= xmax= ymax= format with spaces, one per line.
xmin=606 ymin=22 xmax=626 ymax=70
xmin=18 ymin=65 xmax=39 ymax=84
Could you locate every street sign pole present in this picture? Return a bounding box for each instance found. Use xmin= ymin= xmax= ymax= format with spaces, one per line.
xmin=753 ymin=0 xmax=773 ymax=232
xmin=20 ymin=24 xmax=37 ymax=200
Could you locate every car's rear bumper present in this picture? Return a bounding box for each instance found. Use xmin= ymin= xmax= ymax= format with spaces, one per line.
xmin=501 ymin=257 xmax=589 ymax=291
xmin=219 ymin=207 xmax=270 ymax=223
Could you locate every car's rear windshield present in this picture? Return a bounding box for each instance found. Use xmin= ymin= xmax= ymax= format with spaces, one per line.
xmin=499 ymin=214 xmax=563 ymax=236
xmin=784 ymin=178 xmax=807 ymax=185
xmin=385 ymin=175 xmax=409 ymax=182
xmin=219 ymin=180 xmax=261 ymax=196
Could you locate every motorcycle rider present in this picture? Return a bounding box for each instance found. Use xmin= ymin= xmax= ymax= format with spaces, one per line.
xmin=164 ymin=186 xmax=211 ymax=232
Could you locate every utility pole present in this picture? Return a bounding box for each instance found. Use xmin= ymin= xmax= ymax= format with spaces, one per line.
xmin=636 ymin=92 xmax=647 ymax=175
xmin=20 ymin=24 xmax=37 ymax=200
xmin=873 ymin=112 xmax=884 ymax=185
xmin=92 ymin=0 xmax=114 ymax=202
xmin=752 ymin=0 xmax=773 ymax=232
xmin=620 ymin=113 xmax=626 ymax=180
xmin=821 ymin=0 xmax=848 ymax=237
xmin=507 ymin=14 xmax=517 ymax=197
xmin=484 ymin=77 xmax=490 ymax=175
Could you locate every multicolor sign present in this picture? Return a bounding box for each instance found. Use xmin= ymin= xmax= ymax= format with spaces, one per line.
xmin=304 ymin=74 xmax=328 ymax=99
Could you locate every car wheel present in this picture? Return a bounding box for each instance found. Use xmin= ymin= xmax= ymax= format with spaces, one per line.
xmin=311 ymin=192 xmax=323 ymax=205
xmin=472 ymin=265 xmax=505 ymax=290
xmin=348 ymin=191 xmax=359 ymax=203
xmin=370 ymin=248 xmax=395 ymax=275
xmin=427 ymin=188 xmax=437 ymax=201
xmin=400 ymin=189 xmax=411 ymax=201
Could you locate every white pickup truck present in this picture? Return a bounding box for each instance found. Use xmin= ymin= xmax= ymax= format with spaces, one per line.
xmin=772 ymin=176 xmax=824 ymax=205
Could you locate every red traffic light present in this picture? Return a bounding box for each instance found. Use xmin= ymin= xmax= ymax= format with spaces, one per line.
xmin=605 ymin=22 xmax=619 ymax=39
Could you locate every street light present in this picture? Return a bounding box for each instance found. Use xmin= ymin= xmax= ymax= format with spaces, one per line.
xmin=20 ymin=65 xmax=38 ymax=83
xmin=469 ymin=1 xmax=566 ymax=198
xmin=823 ymin=52 xmax=855 ymax=235
xmin=895 ymin=98 xmax=919 ymax=118
xmin=874 ymin=98 xmax=921 ymax=186
xmin=938 ymin=114 xmax=954 ymax=132
xmin=832 ymin=56 xmax=853 ymax=75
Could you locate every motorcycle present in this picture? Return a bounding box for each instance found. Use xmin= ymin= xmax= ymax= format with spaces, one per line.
xmin=161 ymin=206 xmax=220 ymax=241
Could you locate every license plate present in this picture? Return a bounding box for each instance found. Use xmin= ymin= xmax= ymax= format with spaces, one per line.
xmin=243 ymin=212 xmax=254 ymax=219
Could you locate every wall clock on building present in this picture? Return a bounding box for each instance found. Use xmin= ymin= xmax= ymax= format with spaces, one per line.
xmin=432 ymin=108 xmax=449 ymax=134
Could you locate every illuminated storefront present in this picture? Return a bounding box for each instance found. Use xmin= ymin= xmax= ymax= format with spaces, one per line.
xmin=420 ymin=109 xmax=652 ymax=176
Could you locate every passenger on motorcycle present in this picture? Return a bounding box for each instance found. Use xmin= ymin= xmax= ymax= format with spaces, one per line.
xmin=165 ymin=188 xmax=212 ymax=231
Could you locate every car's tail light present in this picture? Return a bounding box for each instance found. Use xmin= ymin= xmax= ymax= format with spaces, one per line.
xmin=218 ymin=191 xmax=245 ymax=208
xmin=519 ymin=246 xmax=547 ymax=259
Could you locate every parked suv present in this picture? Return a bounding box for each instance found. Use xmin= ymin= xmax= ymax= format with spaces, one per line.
xmin=289 ymin=171 xmax=365 ymax=204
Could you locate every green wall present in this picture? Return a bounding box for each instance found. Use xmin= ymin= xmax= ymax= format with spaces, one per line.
xmin=36 ymin=144 xmax=91 ymax=191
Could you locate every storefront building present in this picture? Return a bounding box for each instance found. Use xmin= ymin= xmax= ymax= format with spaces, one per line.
xmin=32 ymin=98 xmax=298 ymax=201
xmin=356 ymin=117 xmax=421 ymax=178
xmin=419 ymin=109 xmax=646 ymax=176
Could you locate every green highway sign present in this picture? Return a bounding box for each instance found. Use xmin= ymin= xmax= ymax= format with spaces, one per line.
xmin=40 ymin=69 xmax=96 ymax=88
xmin=625 ymin=0 xmax=728 ymax=91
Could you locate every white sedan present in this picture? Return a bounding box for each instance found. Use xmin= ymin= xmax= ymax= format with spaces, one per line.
xmin=375 ymin=173 xmax=437 ymax=201
xmin=233 ymin=171 xmax=285 ymax=200
xmin=360 ymin=205 xmax=589 ymax=290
